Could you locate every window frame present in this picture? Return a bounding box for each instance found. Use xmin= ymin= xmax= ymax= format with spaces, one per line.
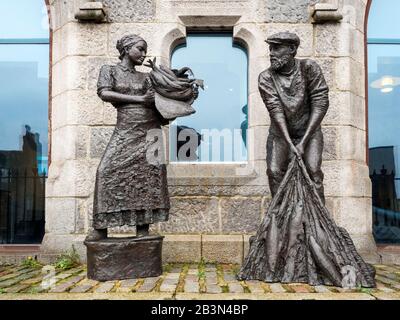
xmin=168 ymin=32 xmax=250 ymax=164
xmin=366 ymin=0 xmax=400 ymax=244
xmin=0 ymin=0 xmax=51 ymax=245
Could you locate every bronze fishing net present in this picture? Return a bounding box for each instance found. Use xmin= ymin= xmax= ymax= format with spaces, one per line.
xmin=238 ymin=157 xmax=376 ymax=287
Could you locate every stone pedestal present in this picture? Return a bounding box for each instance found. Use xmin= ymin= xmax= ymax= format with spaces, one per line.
xmin=85 ymin=235 xmax=164 ymax=281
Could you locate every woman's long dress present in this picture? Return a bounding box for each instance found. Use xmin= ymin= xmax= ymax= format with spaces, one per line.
xmin=93 ymin=63 xmax=169 ymax=229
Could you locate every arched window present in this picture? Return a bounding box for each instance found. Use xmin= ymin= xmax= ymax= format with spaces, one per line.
xmin=0 ymin=0 xmax=49 ymax=244
xmin=170 ymin=33 xmax=248 ymax=162
xmin=368 ymin=0 xmax=400 ymax=243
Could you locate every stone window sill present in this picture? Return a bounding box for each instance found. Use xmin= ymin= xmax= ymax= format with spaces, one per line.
xmin=167 ymin=162 xmax=259 ymax=184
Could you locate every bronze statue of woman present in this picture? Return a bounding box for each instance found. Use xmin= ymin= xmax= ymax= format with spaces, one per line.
xmin=86 ymin=34 xmax=170 ymax=241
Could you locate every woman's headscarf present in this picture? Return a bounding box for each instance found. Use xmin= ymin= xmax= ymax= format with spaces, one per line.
xmin=116 ymin=34 xmax=147 ymax=60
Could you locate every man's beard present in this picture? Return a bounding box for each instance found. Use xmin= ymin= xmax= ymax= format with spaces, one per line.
xmin=270 ymin=54 xmax=292 ymax=71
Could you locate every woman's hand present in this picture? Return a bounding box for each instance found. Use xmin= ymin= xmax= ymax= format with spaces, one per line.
xmin=141 ymin=88 xmax=155 ymax=106
xmin=192 ymin=86 xmax=199 ymax=100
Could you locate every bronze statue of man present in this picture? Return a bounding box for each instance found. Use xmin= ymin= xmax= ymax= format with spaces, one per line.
xmin=260 ymin=32 xmax=328 ymax=202
xmin=238 ymin=32 xmax=376 ymax=288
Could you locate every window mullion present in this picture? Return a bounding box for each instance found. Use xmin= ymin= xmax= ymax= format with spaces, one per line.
xmin=0 ymin=38 xmax=49 ymax=45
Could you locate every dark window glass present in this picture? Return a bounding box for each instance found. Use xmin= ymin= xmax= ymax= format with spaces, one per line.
xmin=0 ymin=0 xmax=49 ymax=244
xmin=368 ymin=0 xmax=400 ymax=244
xmin=170 ymin=33 xmax=248 ymax=162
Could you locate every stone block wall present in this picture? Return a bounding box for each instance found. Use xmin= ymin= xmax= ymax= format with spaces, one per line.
xmin=42 ymin=0 xmax=378 ymax=263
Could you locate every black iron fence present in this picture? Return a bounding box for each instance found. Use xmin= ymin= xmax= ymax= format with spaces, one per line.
xmin=0 ymin=168 xmax=46 ymax=244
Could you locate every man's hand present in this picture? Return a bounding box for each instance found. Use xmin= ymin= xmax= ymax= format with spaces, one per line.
xmin=295 ymin=142 xmax=305 ymax=158
xmin=289 ymin=143 xmax=302 ymax=159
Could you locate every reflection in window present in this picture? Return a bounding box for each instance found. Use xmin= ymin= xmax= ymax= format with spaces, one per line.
xmin=170 ymin=33 xmax=248 ymax=162
xmin=0 ymin=0 xmax=48 ymax=244
xmin=368 ymin=0 xmax=400 ymax=243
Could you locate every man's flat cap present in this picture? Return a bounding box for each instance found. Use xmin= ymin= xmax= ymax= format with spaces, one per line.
xmin=266 ymin=32 xmax=300 ymax=47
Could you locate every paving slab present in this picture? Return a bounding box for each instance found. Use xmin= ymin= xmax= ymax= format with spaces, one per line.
xmin=187 ymin=268 xmax=198 ymax=275
xmin=245 ymin=281 xmax=265 ymax=294
xmin=205 ymin=265 xmax=217 ymax=272
xmin=206 ymin=284 xmax=222 ymax=294
xmin=116 ymin=279 xmax=138 ymax=293
xmin=93 ymin=281 xmax=116 ymax=293
xmin=289 ymin=284 xmax=314 ymax=293
xmin=0 ymin=271 xmax=41 ymax=288
xmin=376 ymin=276 xmax=399 ymax=286
xmin=164 ymin=273 xmax=180 ymax=280
xmin=205 ymin=272 xmax=218 ymax=285
xmin=136 ymin=277 xmax=160 ymax=293
xmin=3 ymin=284 xmax=30 ymax=293
xmin=228 ymin=283 xmax=244 ymax=293
xmin=20 ymin=276 xmax=45 ymax=285
xmin=223 ymin=273 xmax=237 ymax=282
xmin=170 ymin=267 xmax=183 ymax=273
xmin=371 ymin=292 xmax=400 ymax=300
xmin=376 ymin=283 xmax=396 ymax=293
xmin=269 ymin=283 xmax=287 ymax=293
xmin=184 ymin=281 xmax=200 ymax=293
xmin=70 ymin=280 xmax=98 ymax=293
xmin=48 ymin=275 xmax=85 ymax=293
xmin=314 ymin=285 xmax=332 ymax=293
xmin=159 ymin=279 xmax=177 ymax=293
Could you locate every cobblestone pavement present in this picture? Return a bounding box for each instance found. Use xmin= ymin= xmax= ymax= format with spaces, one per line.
xmin=0 ymin=263 xmax=399 ymax=300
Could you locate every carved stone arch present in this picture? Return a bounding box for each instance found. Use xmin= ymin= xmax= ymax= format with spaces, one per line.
xmin=233 ymin=24 xmax=269 ymax=164
xmin=157 ymin=25 xmax=187 ymax=65
xmin=44 ymin=0 xmax=53 ymax=31
xmin=41 ymin=0 xmax=53 ymax=165
xmin=364 ymin=0 xmax=372 ymax=161
xmin=163 ymin=17 xmax=266 ymax=175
